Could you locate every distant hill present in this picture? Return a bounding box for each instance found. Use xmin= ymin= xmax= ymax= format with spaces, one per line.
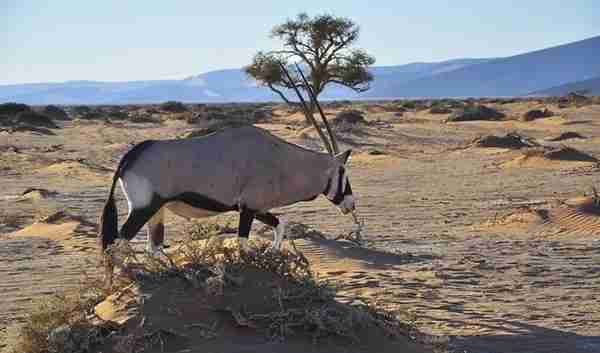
xmin=0 ymin=59 xmax=492 ymax=104
xmin=364 ymin=35 xmax=600 ymax=98
xmin=1 ymin=35 xmax=599 ymax=104
xmin=530 ymin=76 xmax=600 ymax=96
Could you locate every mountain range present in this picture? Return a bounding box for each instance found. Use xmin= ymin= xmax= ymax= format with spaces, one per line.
xmin=1 ymin=35 xmax=599 ymax=105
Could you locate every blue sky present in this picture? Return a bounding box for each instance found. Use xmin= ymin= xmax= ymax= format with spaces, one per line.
xmin=2 ymin=0 xmax=598 ymax=85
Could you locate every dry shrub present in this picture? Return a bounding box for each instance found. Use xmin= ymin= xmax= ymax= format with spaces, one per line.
xmin=0 ymin=102 xmax=31 ymax=116
xmin=160 ymin=101 xmax=187 ymax=113
xmin=5 ymin=223 xmax=419 ymax=352
xmin=42 ymin=105 xmax=69 ymax=120
xmin=472 ymin=132 xmax=538 ymax=149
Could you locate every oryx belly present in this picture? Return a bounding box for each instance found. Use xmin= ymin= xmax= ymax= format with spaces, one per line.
xmin=165 ymin=201 xmax=219 ymax=220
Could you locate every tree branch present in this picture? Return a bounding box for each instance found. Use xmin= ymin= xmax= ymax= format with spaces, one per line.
xmin=267 ymin=83 xmax=294 ymax=105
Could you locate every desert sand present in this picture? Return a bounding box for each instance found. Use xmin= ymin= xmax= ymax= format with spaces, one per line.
xmin=1 ymin=100 xmax=599 ymax=352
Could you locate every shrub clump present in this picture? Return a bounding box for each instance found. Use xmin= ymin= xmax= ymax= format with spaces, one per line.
xmin=160 ymin=101 xmax=188 ymax=113
xmin=447 ymin=105 xmax=505 ymax=122
xmin=472 ymin=132 xmax=538 ymax=149
xmin=0 ymin=102 xmax=31 ymax=116
xmin=521 ymin=108 xmax=553 ymax=121
xmin=333 ymin=110 xmax=366 ymax=125
xmin=428 ymin=105 xmax=452 ymax=114
xmin=15 ymin=111 xmax=58 ymax=128
xmin=42 ymin=105 xmax=69 ymax=120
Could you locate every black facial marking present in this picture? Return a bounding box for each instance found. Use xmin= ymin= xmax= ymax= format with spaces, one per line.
xmin=323 ymin=177 xmax=332 ymax=195
xmin=331 ymin=167 xmax=346 ymax=204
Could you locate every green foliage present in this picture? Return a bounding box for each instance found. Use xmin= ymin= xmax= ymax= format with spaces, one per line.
xmin=15 ymin=111 xmax=58 ymax=128
xmin=0 ymin=102 xmax=31 ymax=116
xmin=160 ymin=101 xmax=188 ymax=113
xmin=246 ymin=13 xmax=375 ymax=104
xmin=42 ymin=105 xmax=69 ymax=120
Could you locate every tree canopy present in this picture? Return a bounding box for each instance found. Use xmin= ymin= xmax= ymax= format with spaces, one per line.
xmin=245 ymin=13 xmax=375 ymax=105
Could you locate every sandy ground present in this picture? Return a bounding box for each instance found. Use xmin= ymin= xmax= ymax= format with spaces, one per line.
xmin=1 ymin=101 xmax=600 ymax=352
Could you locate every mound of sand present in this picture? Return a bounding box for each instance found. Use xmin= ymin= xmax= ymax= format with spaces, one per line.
xmin=543 ymin=196 xmax=600 ymax=235
xmin=547 ymin=132 xmax=587 ymax=141
xmin=502 ymin=146 xmax=598 ymax=168
xmin=18 ymin=188 xmax=59 ymax=201
xmin=481 ymin=207 xmax=548 ymax=230
xmin=37 ymin=160 xmax=111 ymax=180
xmin=11 ymin=211 xmax=96 ymax=244
xmin=91 ymin=240 xmax=428 ymax=353
xmin=484 ymin=196 xmax=600 ymax=237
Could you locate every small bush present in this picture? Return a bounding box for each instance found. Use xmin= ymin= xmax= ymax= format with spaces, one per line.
xmin=447 ymin=105 xmax=505 ymax=122
xmin=42 ymin=105 xmax=69 ymax=120
xmin=429 ymin=106 xmax=452 ymax=114
xmin=333 ymin=110 xmax=366 ymax=125
xmin=160 ymin=101 xmax=187 ymax=113
xmin=0 ymin=102 xmax=31 ymax=116
xmin=15 ymin=111 xmax=58 ymax=128
xmin=521 ymin=108 xmax=553 ymax=121
xmin=107 ymin=110 xmax=129 ymax=120
xmin=72 ymin=106 xmax=91 ymax=115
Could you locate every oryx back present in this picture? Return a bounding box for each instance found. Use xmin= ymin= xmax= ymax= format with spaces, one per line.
xmin=120 ymin=126 xmax=333 ymax=213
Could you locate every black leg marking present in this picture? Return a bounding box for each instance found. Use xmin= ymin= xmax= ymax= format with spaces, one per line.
xmin=238 ymin=205 xmax=255 ymax=239
xmin=120 ymin=200 xmax=163 ymax=241
xmin=148 ymin=222 xmax=165 ymax=247
xmin=255 ymin=212 xmax=279 ymax=228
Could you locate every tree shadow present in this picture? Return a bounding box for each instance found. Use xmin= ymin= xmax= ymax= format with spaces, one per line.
xmin=297 ymin=231 xmax=436 ymax=270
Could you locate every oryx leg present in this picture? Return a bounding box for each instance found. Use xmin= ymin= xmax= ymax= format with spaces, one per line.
xmin=237 ymin=205 xmax=255 ymax=253
xmin=146 ymin=207 xmax=165 ymax=256
xmin=255 ymin=212 xmax=286 ymax=251
xmin=120 ymin=199 xmax=164 ymax=244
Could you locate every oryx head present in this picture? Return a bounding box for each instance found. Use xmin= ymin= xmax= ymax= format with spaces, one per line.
xmin=323 ymin=150 xmax=355 ymax=214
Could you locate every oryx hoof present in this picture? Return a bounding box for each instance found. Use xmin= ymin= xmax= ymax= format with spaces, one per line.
xmin=238 ymin=238 xmax=256 ymax=256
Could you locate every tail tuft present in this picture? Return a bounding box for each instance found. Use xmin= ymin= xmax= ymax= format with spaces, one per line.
xmin=99 ymin=195 xmax=118 ymax=252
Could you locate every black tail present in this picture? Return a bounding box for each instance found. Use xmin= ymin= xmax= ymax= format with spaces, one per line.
xmin=99 ymin=174 xmax=120 ymax=251
xmin=98 ymin=140 xmax=156 ymax=252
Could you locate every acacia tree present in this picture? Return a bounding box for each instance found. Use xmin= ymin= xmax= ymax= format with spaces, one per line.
xmin=245 ymin=13 xmax=375 ymax=111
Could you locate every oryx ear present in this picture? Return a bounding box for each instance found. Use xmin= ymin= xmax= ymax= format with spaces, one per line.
xmin=335 ymin=149 xmax=352 ymax=165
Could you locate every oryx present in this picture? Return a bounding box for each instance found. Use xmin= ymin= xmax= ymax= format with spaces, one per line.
xmin=99 ymin=64 xmax=357 ymax=266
